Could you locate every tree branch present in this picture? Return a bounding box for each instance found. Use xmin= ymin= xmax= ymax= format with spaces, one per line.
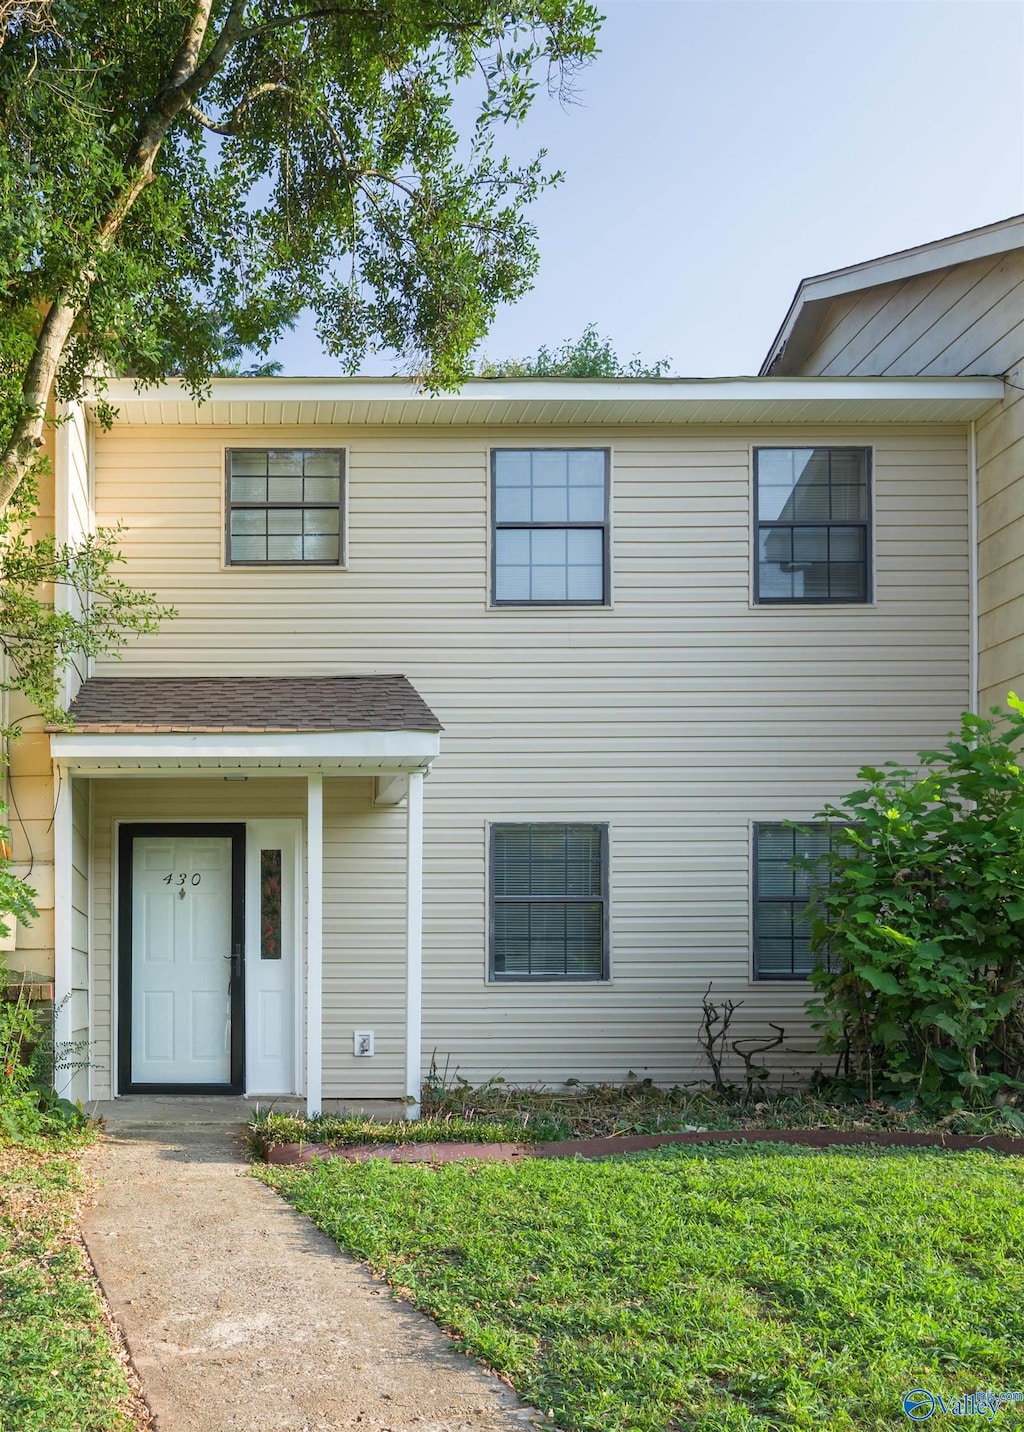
xmin=186 ymin=82 xmax=293 ymax=136
xmin=235 ymin=7 xmax=390 ymax=43
xmin=1 ymin=0 xmax=237 ymax=507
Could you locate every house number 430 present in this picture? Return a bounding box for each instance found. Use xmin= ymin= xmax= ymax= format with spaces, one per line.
xmin=163 ymin=873 xmax=202 ymax=886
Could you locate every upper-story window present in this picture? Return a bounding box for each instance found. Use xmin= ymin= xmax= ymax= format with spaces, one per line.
xmin=754 ymin=447 xmax=871 ymax=603
xmin=491 ymin=449 xmax=610 ymax=605
xmin=226 ymin=449 xmax=344 ymax=566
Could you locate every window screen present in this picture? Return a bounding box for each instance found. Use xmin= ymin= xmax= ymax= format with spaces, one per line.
xmin=755 ymin=448 xmax=870 ymax=603
xmin=753 ymin=822 xmax=839 ymax=979
xmin=490 ymin=824 xmax=608 ymax=980
xmin=227 ymin=449 xmax=344 ymax=565
xmin=492 ymin=450 xmax=609 ymax=604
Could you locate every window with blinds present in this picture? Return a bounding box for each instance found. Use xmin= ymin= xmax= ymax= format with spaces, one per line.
xmin=490 ymin=823 xmax=609 ymax=980
xmin=226 ymin=449 xmax=344 ymax=566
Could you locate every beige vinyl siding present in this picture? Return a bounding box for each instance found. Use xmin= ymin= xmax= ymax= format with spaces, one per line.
xmin=323 ymin=779 xmax=406 ymax=1098
xmin=80 ymin=422 xmax=971 ymax=1090
xmin=979 ymin=360 xmax=1024 ymax=710
xmin=4 ymin=429 xmax=57 ymax=980
xmin=55 ymin=403 xmax=92 ymax=706
xmin=798 ymin=251 xmax=1024 ymax=378
xmin=69 ymin=778 xmax=90 ymax=1103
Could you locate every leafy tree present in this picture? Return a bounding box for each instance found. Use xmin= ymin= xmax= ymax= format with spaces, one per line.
xmin=477 ymin=322 xmax=672 ymax=377
xmin=0 ymin=0 xmax=599 ymax=942
xmin=0 ymin=502 xmax=173 ymax=941
xmin=803 ymin=701 xmax=1024 ymax=1115
xmin=0 ymin=0 xmax=601 ymax=512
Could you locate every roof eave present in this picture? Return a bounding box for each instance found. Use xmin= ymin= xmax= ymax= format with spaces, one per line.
xmin=83 ymin=374 xmax=1005 ymax=427
xmin=48 ymin=729 xmax=441 ymax=772
xmin=761 ymin=212 xmax=1024 ymax=375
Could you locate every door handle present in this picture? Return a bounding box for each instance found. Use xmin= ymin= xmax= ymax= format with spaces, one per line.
xmin=223 ymin=944 xmax=243 ymax=981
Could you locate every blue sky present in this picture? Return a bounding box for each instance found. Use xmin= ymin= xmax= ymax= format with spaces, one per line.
xmin=267 ymin=0 xmax=1024 ymax=378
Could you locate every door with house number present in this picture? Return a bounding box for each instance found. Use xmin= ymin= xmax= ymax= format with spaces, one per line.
xmin=119 ymin=825 xmax=245 ymax=1092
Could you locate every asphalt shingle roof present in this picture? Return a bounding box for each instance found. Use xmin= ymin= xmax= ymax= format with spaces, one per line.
xmin=57 ymin=675 xmax=442 ymax=734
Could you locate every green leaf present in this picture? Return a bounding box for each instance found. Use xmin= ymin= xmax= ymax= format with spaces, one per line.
xmin=922 ymin=1011 xmax=963 ymax=1041
xmin=928 ymin=1047 xmax=965 ymax=1073
xmin=857 ymin=966 xmax=904 ymax=996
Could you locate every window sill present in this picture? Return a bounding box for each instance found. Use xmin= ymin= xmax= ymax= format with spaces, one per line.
xmin=748 ymin=600 xmax=877 ymax=612
xmin=220 ymin=562 xmax=351 ymax=573
xmin=486 ymin=601 xmax=616 ymax=613
xmin=486 ymin=976 xmax=613 ymax=987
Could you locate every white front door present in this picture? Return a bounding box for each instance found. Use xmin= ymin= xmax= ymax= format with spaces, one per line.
xmin=127 ymin=830 xmax=240 ymax=1088
xmin=245 ymin=820 xmax=301 ymax=1094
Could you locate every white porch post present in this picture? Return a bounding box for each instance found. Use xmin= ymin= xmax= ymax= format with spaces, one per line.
xmin=52 ymin=765 xmax=74 ymax=1098
xmin=306 ymin=773 xmax=323 ymax=1116
xmin=405 ymin=771 xmax=424 ymax=1117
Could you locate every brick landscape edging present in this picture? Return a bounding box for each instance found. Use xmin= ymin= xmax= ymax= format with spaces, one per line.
xmin=262 ymin=1126 xmax=1024 ymax=1166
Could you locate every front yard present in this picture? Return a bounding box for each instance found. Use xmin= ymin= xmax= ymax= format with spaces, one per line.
xmin=259 ymin=1143 xmax=1024 ymax=1431
xmin=0 ymin=1139 xmax=144 ymax=1432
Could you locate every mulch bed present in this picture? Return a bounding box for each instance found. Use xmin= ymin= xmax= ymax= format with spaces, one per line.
xmin=263 ymin=1126 xmax=1024 ymax=1166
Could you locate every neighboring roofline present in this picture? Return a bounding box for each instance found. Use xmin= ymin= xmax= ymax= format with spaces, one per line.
xmin=761 ymin=213 xmax=1024 ymax=375
xmin=82 ymin=374 xmax=1004 ymax=427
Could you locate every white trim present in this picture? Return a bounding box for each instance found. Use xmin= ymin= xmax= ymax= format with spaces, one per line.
xmin=293 ymin=830 xmax=305 ymax=1097
xmin=763 ymin=214 xmax=1024 ymax=373
xmin=111 ymin=818 xmax=120 ymax=1097
xmin=374 ymin=775 xmax=408 ymax=805
xmin=969 ymin=419 xmax=980 ymax=714
xmin=86 ymin=779 xmax=94 ymax=1102
xmin=244 ymin=819 xmax=302 ymax=1096
xmin=52 ymin=765 xmax=73 ymax=1098
xmin=306 ymin=774 xmax=323 ymax=1116
xmin=93 ymin=373 xmax=1005 ymax=404
xmin=86 ymin=374 xmax=1004 ymax=428
xmin=404 ymin=771 xmax=424 ymax=1117
xmin=49 ymin=731 xmax=439 ymax=763
xmin=41 ymin=763 xmax=431 ymax=779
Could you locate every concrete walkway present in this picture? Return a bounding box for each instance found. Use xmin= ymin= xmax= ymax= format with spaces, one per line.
xmin=82 ymin=1100 xmax=544 ymax=1432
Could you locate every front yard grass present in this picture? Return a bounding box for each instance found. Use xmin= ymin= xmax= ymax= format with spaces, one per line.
xmin=259 ymin=1144 xmax=1024 ymax=1431
xmin=0 ymin=1138 xmax=142 ymax=1432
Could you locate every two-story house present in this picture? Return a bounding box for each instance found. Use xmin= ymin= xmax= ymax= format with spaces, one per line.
xmin=4 ymin=213 xmax=1021 ymax=1114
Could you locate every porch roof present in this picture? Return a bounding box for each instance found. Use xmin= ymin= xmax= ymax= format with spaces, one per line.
xmin=48 ymin=675 xmax=441 ymax=773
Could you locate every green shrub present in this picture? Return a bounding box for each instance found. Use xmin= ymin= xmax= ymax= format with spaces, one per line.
xmin=804 ymin=699 xmax=1024 ymax=1115
xmin=0 ymin=985 xmax=83 ymax=1143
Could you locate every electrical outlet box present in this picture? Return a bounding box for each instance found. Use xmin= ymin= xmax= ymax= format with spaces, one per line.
xmin=353 ymin=1030 xmax=374 ymax=1057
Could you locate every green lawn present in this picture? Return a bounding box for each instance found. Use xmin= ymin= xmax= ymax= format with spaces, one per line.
xmin=259 ymin=1144 xmax=1024 ymax=1431
xmin=0 ymin=1141 xmax=138 ymax=1432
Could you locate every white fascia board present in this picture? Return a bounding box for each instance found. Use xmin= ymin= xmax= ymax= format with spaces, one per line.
xmin=92 ymin=373 xmax=1003 ymax=413
xmin=763 ymin=214 xmax=1024 ymax=373
xmin=49 ymin=730 xmax=440 ymax=764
